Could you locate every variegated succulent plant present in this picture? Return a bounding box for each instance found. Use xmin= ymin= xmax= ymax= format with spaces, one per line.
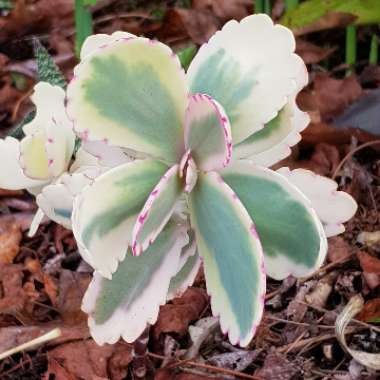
xmin=0 ymin=82 xmax=130 ymax=235
xmin=4 ymin=14 xmax=356 ymax=348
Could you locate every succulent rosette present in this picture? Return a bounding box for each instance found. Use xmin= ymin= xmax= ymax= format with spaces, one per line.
xmin=0 ymin=82 xmax=129 ymax=234
xmin=67 ymin=15 xmax=357 ymax=346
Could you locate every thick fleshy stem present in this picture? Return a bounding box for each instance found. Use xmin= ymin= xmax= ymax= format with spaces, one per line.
xmin=132 ymin=326 xmax=154 ymax=379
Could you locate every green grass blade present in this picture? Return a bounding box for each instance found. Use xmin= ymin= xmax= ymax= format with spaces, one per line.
xmin=345 ymin=25 xmax=357 ymax=76
xmin=255 ymin=0 xmax=264 ymax=14
xmin=264 ymin=0 xmax=271 ymax=15
xmin=75 ymin=0 xmax=93 ymax=58
xmin=369 ymin=34 xmax=378 ymax=65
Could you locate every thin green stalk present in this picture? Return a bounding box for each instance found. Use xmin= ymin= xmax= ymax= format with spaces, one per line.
xmin=255 ymin=0 xmax=264 ymax=14
xmin=75 ymin=0 xmax=93 ymax=58
xmin=284 ymin=0 xmax=299 ymax=12
xmin=345 ymin=25 xmax=357 ymax=76
xmin=369 ymin=34 xmax=378 ymax=65
xmin=264 ymin=0 xmax=271 ymax=16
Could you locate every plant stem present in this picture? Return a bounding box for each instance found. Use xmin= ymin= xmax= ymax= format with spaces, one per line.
xmin=369 ymin=34 xmax=379 ymax=65
xmin=75 ymin=0 xmax=93 ymax=58
xmin=255 ymin=0 xmax=264 ymax=14
xmin=345 ymin=25 xmax=357 ymax=76
xmin=284 ymin=0 xmax=299 ymax=12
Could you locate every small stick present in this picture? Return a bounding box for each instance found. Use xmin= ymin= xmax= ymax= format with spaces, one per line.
xmin=0 ymin=328 xmax=61 ymax=361
xmin=332 ymin=140 xmax=380 ymax=180
xmin=147 ymin=352 xmax=263 ymax=380
xmin=297 ymin=301 xmax=380 ymax=334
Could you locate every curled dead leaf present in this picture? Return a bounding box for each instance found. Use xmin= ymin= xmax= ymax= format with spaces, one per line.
xmin=335 ymin=295 xmax=380 ymax=370
xmin=153 ymin=288 xmax=208 ymax=339
xmin=305 ymin=272 xmax=336 ymax=308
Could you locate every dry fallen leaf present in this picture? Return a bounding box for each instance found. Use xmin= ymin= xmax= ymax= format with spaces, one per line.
xmin=207 ymin=349 xmax=259 ymax=372
xmin=296 ymin=38 xmax=336 ymax=64
xmin=45 ymin=359 xmax=77 ymax=380
xmin=297 ymin=143 xmax=340 ymax=176
xmin=313 ymin=74 xmax=363 ymax=121
xmin=57 ymin=269 xmax=92 ymax=325
xmin=0 ymin=263 xmax=28 ymax=314
xmin=47 ymin=340 xmax=132 ymax=380
xmin=255 ymin=352 xmax=303 ymax=380
xmin=0 ymin=0 xmax=74 ymax=44
xmin=192 ymin=0 xmax=251 ymax=22
xmin=357 ymin=251 xmax=380 ymax=274
xmin=327 ymin=236 xmax=353 ymax=263
xmin=0 ymin=219 xmax=22 ymax=264
xmin=153 ymin=287 xmax=208 ymax=339
xmin=356 ymin=298 xmax=380 ymax=323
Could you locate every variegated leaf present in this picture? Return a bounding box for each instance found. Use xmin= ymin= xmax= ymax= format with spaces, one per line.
xmin=167 ymin=230 xmax=200 ymax=300
xmin=80 ymin=140 xmax=132 ymax=168
xmin=132 ymin=164 xmax=183 ymax=256
xmin=277 ymin=167 xmax=357 ymax=237
xmin=37 ymin=168 xmax=101 ymax=229
xmin=0 ymin=137 xmax=46 ymax=190
xmin=82 ymin=222 xmax=188 ymax=344
xmin=221 ymin=161 xmax=327 ymax=280
xmin=19 ymin=132 xmax=51 ymax=180
xmin=234 ymin=57 xmax=309 ymax=166
xmin=67 ymin=38 xmax=188 ymax=163
xmin=168 ymin=245 xmax=201 ymax=301
xmin=187 ymin=14 xmax=303 ymax=144
xmin=72 ymin=159 xmax=169 ymax=278
xmin=184 ymin=93 xmax=232 ymax=171
xmin=188 ymin=171 xmax=265 ymax=347
xmin=20 ymin=83 xmax=75 ymax=180
xmin=80 ymin=31 xmax=136 ymax=60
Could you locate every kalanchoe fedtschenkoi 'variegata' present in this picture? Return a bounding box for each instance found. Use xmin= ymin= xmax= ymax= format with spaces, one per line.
xmin=0 ymin=81 xmax=130 ymax=235
xmin=67 ymin=15 xmax=357 ymax=347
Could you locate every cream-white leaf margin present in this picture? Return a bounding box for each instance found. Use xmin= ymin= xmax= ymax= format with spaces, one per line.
xmin=82 ymin=224 xmax=188 ymax=345
xmin=277 ymin=167 xmax=357 ymax=237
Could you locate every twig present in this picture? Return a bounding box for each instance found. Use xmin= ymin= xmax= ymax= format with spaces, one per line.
xmin=147 ymin=352 xmax=263 ymax=380
xmin=299 ymin=254 xmax=354 ymax=283
xmin=297 ymin=301 xmax=380 ymax=334
xmin=277 ymin=332 xmax=347 ymax=354
xmin=266 ymin=315 xmax=334 ymax=329
xmin=0 ymin=328 xmax=61 ymax=360
xmin=332 ymin=140 xmax=380 ymax=180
